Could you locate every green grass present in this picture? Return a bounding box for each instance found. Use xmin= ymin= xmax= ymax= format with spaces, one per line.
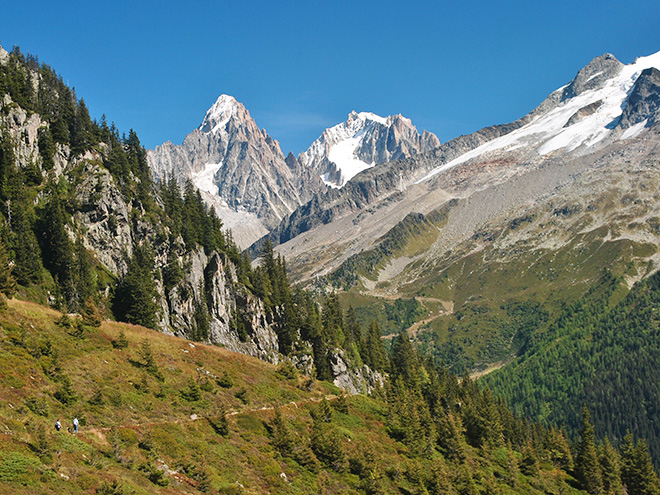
xmin=0 ymin=298 xmax=590 ymax=494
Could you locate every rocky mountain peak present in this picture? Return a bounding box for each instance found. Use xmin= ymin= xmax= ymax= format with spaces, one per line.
xmin=148 ymin=94 xmax=325 ymax=247
xmin=562 ymin=53 xmax=624 ymax=100
xmin=299 ymin=111 xmax=440 ymax=188
xmin=199 ymin=94 xmax=251 ymax=135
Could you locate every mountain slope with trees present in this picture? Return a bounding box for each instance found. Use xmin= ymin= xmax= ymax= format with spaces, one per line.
xmin=485 ymin=268 xmax=660 ymax=467
xmin=2 ymin=298 xmax=656 ymax=494
xmin=0 ymin=43 xmax=388 ymax=390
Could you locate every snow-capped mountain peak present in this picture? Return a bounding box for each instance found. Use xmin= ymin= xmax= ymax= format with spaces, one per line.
xmin=300 ymin=111 xmax=439 ymax=188
xmin=199 ymin=94 xmax=245 ymax=134
xmin=418 ymin=49 xmax=660 ymax=184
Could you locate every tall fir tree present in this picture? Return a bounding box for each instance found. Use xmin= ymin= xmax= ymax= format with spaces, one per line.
xmin=575 ymin=407 xmax=603 ymax=495
xmin=621 ymin=433 xmax=660 ymax=495
xmin=113 ymin=244 xmax=159 ymax=329
xmin=363 ymin=321 xmax=388 ymax=372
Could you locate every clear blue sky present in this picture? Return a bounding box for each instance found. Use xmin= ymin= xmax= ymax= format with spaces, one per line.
xmin=2 ymin=1 xmax=659 ymax=154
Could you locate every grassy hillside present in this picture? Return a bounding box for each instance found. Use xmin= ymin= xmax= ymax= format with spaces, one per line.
xmin=0 ymin=298 xmax=598 ymax=494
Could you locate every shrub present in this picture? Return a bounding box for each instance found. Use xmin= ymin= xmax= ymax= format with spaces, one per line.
xmin=25 ymin=396 xmax=50 ymax=417
xmin=112 ymin=330 xmax=129 ymax=349
xmin=216 ymin=371 xmax=234 ymax=389
xmin=180 ymin=379 xmax=201 ymax=402
xmin=276 ymin=361 xmax=298 ymax=380
xmin=54 ymin=374 xmax=77 ymax=405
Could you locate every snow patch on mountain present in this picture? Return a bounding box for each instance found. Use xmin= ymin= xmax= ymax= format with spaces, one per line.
xmin=418 ymin=50 xmax=660 ymax=184
xmin=192 ymin=162 xmax=223 ymax=196
xmin=621 ymin=120 xmax=648 ymax=140
xmin=324 ymin=135 xmax=375 ymax=187
xmin=199 ymin=95 xmax=241 ymax=135
xmin=301 ymin=111 xmax=438 ymax=188
xmin=302 ymin=112 xmax=385 ymax=187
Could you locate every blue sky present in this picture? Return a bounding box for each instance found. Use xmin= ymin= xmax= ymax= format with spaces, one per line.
xmin=2 ymin=1 xmax=659 ymax=154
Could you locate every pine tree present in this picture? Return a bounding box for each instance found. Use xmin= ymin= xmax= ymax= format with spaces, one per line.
xmin=10 ymin=203 xmax=43 ymax=285
xmin=113 ymin=244 xmax=159 ymax=329
xmin=38 ymin=189 xmax=77 ymax=308
xmin=112 ymin=329 xmax=129 ymax=349
xmin=621 ymin=433 xmax=660 ymax=495
xmin=363 ymin=321 xmax=388 ymax=372
xmin=599 ymin=437 xmax=623 ymax=495
xmin=575 ymin=407 xmax=603 ymax=495
xmin=315 ymin=398 xmax=333 ymax=423
xmin=139 ymin=339 xmax=158 ymax=374
xmin=270 ymin=407 xmax=295 ymax=457
xmin=390 ymin=331 xmax=420 ymax=388
xmin=310 ymin=414 xmax=347 ymax=472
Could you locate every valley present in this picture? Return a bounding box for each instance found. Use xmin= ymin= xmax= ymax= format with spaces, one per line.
xmin=2 ymin=38 xmax=660 ymax=493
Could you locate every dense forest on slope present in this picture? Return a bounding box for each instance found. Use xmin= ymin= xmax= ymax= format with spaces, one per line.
xmin=485 ymin=269 xmax=660 ymax=466
xmin=1 ymin=299 xmax=658 ymax=494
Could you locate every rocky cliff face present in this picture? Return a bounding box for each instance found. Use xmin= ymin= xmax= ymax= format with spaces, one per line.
xmin=1 ymin=92 xmax=282 ymax=362
xmin=619 ymin=67 xmax=660 ymax=128
xmin=299 ymin=111 xmax=440 ymax=188
xmin=147 ymin=95 xmax=326 ymax=248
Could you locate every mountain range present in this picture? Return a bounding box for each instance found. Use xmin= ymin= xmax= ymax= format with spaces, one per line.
xmin=3 ymin=37 xmax=660 ymax=484
xmin=148 ymin=49 xmax=660 ymax=460
xmin=147 ymin=97 xmax=440 ymax=247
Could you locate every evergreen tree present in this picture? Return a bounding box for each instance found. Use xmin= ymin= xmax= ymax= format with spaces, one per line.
xmin=113 ymin=244 xmax=159 ymax=329
xmin=37 ymin=189 xmax=77 ymax=308
xmin=322 ymin=292 xmax=344 ymax=346
xmin=270 ymin=407 xmax=295 ymax=457
xmin=363 ymin=321 xmax=388 ymax=372
xmin=390 ymin=331 xmax=420 ymax=387
xmin=599 ymin=437 xmax=623 ymax=495
xmin=9 ymin=202 xmax=43 ymax=285
xmin=37 ymin=126 xmax=55 ymax=170
xmin=621 ymin=433 xmax=660 ymax=495
xmin=575 ymin=407 xmax=603 ymax=495
xmin=310 ymin=413 xmax=347 ymax=472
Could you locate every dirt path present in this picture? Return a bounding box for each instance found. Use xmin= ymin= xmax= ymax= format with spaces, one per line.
xmin=469 ymin=360 xmax=509 ymax=380
xmin=81 ymin=394 xmax=338 ymax=441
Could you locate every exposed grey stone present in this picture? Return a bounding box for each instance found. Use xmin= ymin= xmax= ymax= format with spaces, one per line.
xmin=562 ymin=53 xmax=623 ymax=101
xmin=619 ymin=67 xmax=660 ymax=129
xmin=565 ymin=100 xmax=603 ymax=127
xmin=329 ymin=349 xmax=384 ymax=395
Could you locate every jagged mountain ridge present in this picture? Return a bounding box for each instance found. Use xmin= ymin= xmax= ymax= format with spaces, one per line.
xmin=299 ymin=110 xmax=439 ymax=188
xmin=147 ymin=95 xmax=326 ymax=247
xmin=148 ymin=97 xmax=440 ymax=246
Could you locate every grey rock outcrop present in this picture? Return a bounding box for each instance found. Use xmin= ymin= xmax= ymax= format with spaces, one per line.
xmin=163 ymin=248 xmax=280 ymax=362
xmin=329 ymin=349 xmax=385 ymax=395
xmin=619 ymin=67 xmax=660 ymax=128
xmin=565 ymin=100 xmax=603 ymax=127
xmin=72 ymin=161 xmax=133 ymax=275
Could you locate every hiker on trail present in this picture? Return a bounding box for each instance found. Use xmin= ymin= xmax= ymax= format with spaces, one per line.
xmin=55 ymin=420 xmax=61 ymax=431
xmin=73 ymin=417 xmax=79 ymax=433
